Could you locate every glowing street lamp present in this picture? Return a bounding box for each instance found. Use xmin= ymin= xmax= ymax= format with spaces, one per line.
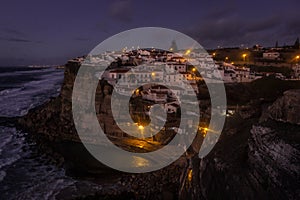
xmin=138 ymin=125 xmax=144 ymax=130
xmin=138 ymin=125 xmax=144 ymax=139
xmin=295 ymin=55 xmax=300 ymax=64
xmin=191 ymin=68 xmax=196 ymax=80
xmin=185 ymin=49 xmax=191 ymax=55
xmin=242 ymin=54 xmax=247 ymax=62
xmin=203 ymin=127 xmax=208 ymax=135
xmin=188 ymin=169 xmax=193 ymax=182
xmin=198 ymin=127 xmax=208 ymax=137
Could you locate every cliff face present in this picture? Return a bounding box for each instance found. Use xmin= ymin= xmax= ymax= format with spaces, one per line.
xmin=267 ymin=89 xmax=300 ymax=124
xmin=19 ymin=61 xmax=79 ymax=141
xmin=19 ymin=61 xmax=117 ymax=142
xmin=18 ymin=61 xmax=188 ymax=199
xmin=180 ymin=91 xmax=300 ymax=200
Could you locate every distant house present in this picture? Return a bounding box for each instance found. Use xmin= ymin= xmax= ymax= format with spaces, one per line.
xmin=150 ymin=85 xmax=169 ymax=93
xmin=263 ymin=51 xmax=280 ymax=60
xmin=166 ymin=63 xmax=187 ymax=73
xmin=181 ymin=72 xmax=193 ymax=80
xmin=219 ymin=63 xmax=253 ymax=83
xmin=142 ymin=91 xmax=167 ymax=103
xmin=164 ymin=73 xmax=184 ymax=84
xmin=169 ymin=56 xmax=187 ymax=63
xmin=109 ymin=69 xmax=128 ymax=79
xmin=292 ymin=65 xmax=300 ymax=79
xmin=137 ymin=49 xmax=151 ymax=56
xmin=165 ymin=102 xmax=180 ymax=113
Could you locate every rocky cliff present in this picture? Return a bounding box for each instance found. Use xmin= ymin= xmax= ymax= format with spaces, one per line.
xmin=19 ymin=60 xmax=117 ymax=142
xmin=267 ymin=89 xmax=300 ymax=124
xmin=18 ymin=61 xmax=188 ymax=199
xmin=19 ymin=60 xmax=300 ymax=199
xmin=180 ymin=90 xmax=300 ymax=200
xmin=19 ymin=60 xmax=80 ymax=142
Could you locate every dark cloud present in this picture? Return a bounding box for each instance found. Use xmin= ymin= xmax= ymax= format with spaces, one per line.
xmin=0 ymin=27 xmax=34 ymax=43
xmin=0 ymin=36 xmax=32 ymax=43
xmin=94 ymin=21 xmax=113 ymax=34
xmin=205 ymin=4 xmax=237 ymax=20
xmin=184 ymin=13 xmax=298 ymax=48
xmin=74 ymin=37 xmax=90 ymax=41
xmin=1 ymin=28 xmax=27 ymax=37
xmin=244 ymin=16 xmax=280 ymax=33
xmin=185 ymin=17 xmax=242 ymax=45
xmin=285 ymin=17 xmax=300 ymax=36
xmin=0 ymin=0 xmax=299 ymax=65
xmin=109 ymin=0 xmax=133 ymax=22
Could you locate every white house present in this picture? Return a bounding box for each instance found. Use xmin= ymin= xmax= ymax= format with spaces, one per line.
xmin=166 ymin=63 xmax=187 ymax=73
xmin=137 ymin=49 xmax=151 ymax=56
xmin=292 ymin=64 xmax=300 ymax=79
xmin=263 ymin=52 xmax=280 ymax=60
xmin=142 ymin=91 xmax=167 ymax=103
xmin=165 ymin=102 xmax=180 ymax=113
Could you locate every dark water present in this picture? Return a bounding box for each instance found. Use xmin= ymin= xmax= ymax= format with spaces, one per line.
xmin=0 ymin=66 xmax=101 ymax=199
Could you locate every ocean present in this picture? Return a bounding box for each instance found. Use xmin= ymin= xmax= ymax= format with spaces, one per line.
xmin=0 ymin=66 xmax=101 ymax=200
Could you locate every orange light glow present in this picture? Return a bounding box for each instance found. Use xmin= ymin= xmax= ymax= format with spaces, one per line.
xmin=188 ymin=169 xmax=193 ymax=182
xmin=185 ymin=49 xmax=191 ymax=55
xmin=138 ymin=125 xmax=144 ymax=130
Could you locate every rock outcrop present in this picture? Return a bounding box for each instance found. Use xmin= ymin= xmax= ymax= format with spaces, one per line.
xmin=267 ymin=89 xmax=300 ymax=124
xmin=180 ymin=91 xmax=300 ymax=200
xmin=19 ymin=60 xmax=108 ymax=142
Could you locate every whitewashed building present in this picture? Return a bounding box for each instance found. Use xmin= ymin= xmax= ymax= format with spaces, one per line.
xmin=263 ymin=51 xmax=280 ymax=60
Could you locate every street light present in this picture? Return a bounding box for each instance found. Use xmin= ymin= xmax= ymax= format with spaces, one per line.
xmin=138 ymin=125 xmax=144 ymax=130
xmin=192 ymin=68 xmax=196 ymax=80
xmin=138 ymin=125 xmax=144 ymax=139
xmin=295 ymin=55 xmax=300 ymax=64
xmin=185 ymin=49 xmax=191 ymax=55
xmin=242 ymin=54 xmax=247 ymax=62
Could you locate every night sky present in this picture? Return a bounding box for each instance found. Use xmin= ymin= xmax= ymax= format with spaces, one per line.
xmin=0 ymin=0 xmax=299 ymax=66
